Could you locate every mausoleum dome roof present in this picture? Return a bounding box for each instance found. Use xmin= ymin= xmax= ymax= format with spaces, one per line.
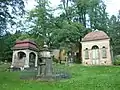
xmin=82 ymin=31 xmax=109 ymax=42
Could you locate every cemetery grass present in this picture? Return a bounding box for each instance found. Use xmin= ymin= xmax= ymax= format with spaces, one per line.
xmin=0 ymin=64 xmax=120 ymax=90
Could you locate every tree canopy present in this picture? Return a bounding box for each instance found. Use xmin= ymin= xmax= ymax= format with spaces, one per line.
xmin=0 ymin=0 xmax=120 ymax=62
xmin=0 ymin=0 xmax=25 ymax=36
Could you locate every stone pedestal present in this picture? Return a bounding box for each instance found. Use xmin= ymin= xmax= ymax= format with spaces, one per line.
xmin=37 ymin=63 xmax=46 ymax=76
xmin=37 ymin=44 xmax=53 ymax=78
xmin=45 ymin=58 xmax=52 ymax=76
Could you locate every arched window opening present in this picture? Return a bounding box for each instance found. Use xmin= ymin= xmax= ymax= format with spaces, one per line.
xmin=92 ymin=45 xmax=99 ymax=49
xmin=29 ymin=52 xmax=36 ymax=67
xmin=102 ymin=46 xmax=107 ymax=58
xmin=18 ymin=52 xmax=26 ymax=60
xmin=92 ymin=45 xmax=99 ymax=60
xmin=85 ymin=48 xmax=89 ymax=59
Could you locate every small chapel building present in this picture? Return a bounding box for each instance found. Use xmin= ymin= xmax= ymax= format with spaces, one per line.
xmin=81 ymin=31 xmax=112 ymax=65
xmin=11 ymin=39 xmax=38 ymax=69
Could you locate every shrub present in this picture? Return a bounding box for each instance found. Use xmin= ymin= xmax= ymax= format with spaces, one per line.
xmin=74 ymin=58 xmax=82 ymax=64
xmin=113 ymin=55 xmax=120 ymax=65
xmin=52 ymin=56 xmax=58 ymax=63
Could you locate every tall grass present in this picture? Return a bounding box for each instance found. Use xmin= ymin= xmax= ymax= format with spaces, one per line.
xmin=0 ymin=64 xmax=120 ymax=90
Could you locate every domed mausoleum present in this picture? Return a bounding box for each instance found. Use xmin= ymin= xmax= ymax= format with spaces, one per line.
xmin=81 ymin=31 xmax=112 ymax=65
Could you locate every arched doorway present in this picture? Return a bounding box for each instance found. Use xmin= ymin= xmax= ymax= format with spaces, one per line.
xmin=92 ymin=45 xmax=100 ymax=65
xmin=17 ymin=51 xmax=26 ymax=67
xmin=29 ymin=52 xmax=36 ymax=68
xmin=18 ymin=52 xmax=26 ymax=59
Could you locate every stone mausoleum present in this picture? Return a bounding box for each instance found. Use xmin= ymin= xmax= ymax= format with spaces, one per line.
xmin=11 ymin=39 xmax=38 ymax=69
xmin=81 ymin=31 xmax=112 ymax=65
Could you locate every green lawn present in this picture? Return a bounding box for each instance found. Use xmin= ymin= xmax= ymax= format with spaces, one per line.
xmin=0 ymin=64 xmax=120 ymax=90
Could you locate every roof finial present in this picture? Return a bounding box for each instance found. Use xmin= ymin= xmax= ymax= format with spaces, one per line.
xmin=92 ymin=28 xmax=99 ymax=31
xmin=43 ymin=41 xmax=48 ymax=48
xmin=95 ymin=29 xmax=99 ymax=31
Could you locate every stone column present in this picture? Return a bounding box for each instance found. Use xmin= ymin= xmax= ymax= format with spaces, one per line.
xmin=37 ymin=65 xmax=41 ymax=76
xmin=24 ymin=51 xmax=29 ymax=68
xmin=11 ymin=51 xmax=15 ymax=68
xmin=35 ymin=53 xmax=38 ymax=67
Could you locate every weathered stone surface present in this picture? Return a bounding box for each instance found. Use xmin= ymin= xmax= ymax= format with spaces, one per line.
xmin=81 ymin=31 xmax=112 ymax=65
